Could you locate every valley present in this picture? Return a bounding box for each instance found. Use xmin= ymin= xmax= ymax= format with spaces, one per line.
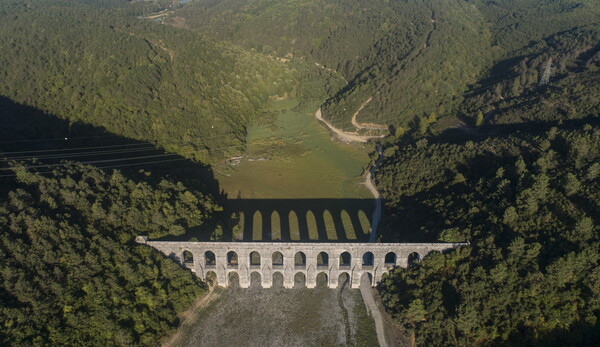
xmin=0 ymin=0 xmax=598 ymax=346
xmin=215 ymin=100 xmax=373 ymax=199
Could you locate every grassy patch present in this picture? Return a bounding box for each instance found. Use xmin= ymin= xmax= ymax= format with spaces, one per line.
xmin=214 ymin=98 xmax=375 ymax=242
xmin=352 ymin=293 xmax=378 ymax=346
xmin=216 ymin=100 xmax=371 ymax=199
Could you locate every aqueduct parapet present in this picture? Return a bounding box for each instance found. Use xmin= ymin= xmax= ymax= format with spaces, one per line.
xmin=136 ymin=237 xmax=467 ymax=289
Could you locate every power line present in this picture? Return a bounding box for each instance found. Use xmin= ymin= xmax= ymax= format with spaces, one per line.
xmin=0 ymin=120 xmax=373 ymax=161
xmin=0 ymin=108 xmax=389 ymax=176
xmin=0 ymin=146 xmax=161 ymax=162
xmin=0 ymin=153 xmax=182 ymax=171
xmin=0 ymin=157 xmax=190 ymax=178
xmin=0 ymin=142 xmax=153 ymax=155
xmin=0 ymin=106 xmax=390 ymax=160
xmin=539 ymin=58 xmax=554 ymax=86
xmin=0 ymin=134 xmax=119 ymax=144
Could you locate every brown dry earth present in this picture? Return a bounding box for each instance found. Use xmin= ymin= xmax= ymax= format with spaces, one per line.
xmin=170 ymin=276 xmax=377 ymax=347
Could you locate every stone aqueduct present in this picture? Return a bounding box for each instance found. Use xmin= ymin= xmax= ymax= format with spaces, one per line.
xmin=136 ymin=237 xmax=466 ymax=289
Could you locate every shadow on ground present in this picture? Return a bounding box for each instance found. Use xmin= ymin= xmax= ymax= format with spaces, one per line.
xmin=0 ymin=96 xmax=385 ymax=243
xmin=0 ymin=96 xmax=222 ymax=194
xmin=164 ymin=197 xmax=377 ymax=242
xmin=0 ymin=96 xmax=227 ymax=236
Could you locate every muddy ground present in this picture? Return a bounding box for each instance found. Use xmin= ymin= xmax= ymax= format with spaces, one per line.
xmin=171 ymin=275 xmax=377 ymax=347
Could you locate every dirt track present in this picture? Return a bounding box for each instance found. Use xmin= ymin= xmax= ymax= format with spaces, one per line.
xmin=315 ymin=108 xmax=385 ymax=143
xmin=351 ymin=97 xmax=387 ymax=131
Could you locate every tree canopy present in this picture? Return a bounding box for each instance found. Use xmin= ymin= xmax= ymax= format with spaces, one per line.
xmin=0 ymin=162 xmax=216 ymax=345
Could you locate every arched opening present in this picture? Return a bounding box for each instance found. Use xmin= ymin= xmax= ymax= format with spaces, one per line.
xmin=294 ymin=272 xmax=306 ymax=288
xmin=272 ymin=251 xmax=284 ymax=267
xmin=294 ymin=251 xmax=306 ymax=268
xmin=362 ymin=252 xmax=374 ymax=267
xmin=250 ymin=271 xmax=262 ymax=288
xmin=227 ymin=251 xmax=238 ymax=268
xmin=249 ymin=251 xmax=261 ymax=267
xmin=316 ymin=272 xmax=328 ymax=288
xmin=317 ymin=252 xmax=329 ymax=267
xmin=408 ymin=252 xmax=421 ymax=267
xmin=204 ymin=251 xmax=216 ymax=266
xmin=272 ymin=271 xmax=284 ymax=289
xmin=384 ymin=252 xmax=397 ymax=265
xmin=205 ymin=271 xmax=217 ymax=286
xmin=339 ymin=251 xmax=351 ymax=268
xmin=361 ymin=272 xmax=373 ymax=287
xmin=182 ymin=250 xmax=194 ymax=264
xmin=228 ymin=272 xmax=240 ymax=288
xmin=338 ymin=272 xmax=350 ymax=288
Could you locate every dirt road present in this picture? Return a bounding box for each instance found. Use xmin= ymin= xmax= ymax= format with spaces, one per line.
xmin=365 ymin=143 xmax=383 ymax=243
xmin=163 ymin=285 xmax=221 ymax=347
xmin=361 ymin=143 xmax=388 ymax=346
xmin=315 ymin=108 xmax=385 ymax=143
xmin=351 ymin=97 xmax=387 ymax=131
xmin=360 ymin=275 xmax=388 ymax=347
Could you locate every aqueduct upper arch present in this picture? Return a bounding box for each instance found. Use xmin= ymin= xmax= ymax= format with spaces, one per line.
xmin=136 ymin=237 xmax=467 ymax=289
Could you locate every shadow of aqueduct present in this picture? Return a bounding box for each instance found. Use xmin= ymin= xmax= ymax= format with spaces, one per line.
xmin=222 ymin=198 xmax=375 ymax=242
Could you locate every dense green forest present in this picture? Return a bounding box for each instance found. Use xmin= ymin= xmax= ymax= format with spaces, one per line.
xmin=172 ymin=0 xmax=492 ymax=130
xmin=0 ymin=0 xmax=338 ymax=162
xmin=376 ymin=125 xmax=600 ymax=345
xmin=0 ymin=0 xmax=599 ymax=345
xmin=469 ymin=0 xmax=600 ymax=52
xmin=459 ymin=24 xmax=600 ymax=127
xmin=0 ymin=162 xmax=217 ymax=345
xmin=374 ymin=33 xmax=600 ymax=344
xmin=168 ymin=0 xmax=599 ymax=130
xmin=373 ymin=14 xmax=600 ymax=341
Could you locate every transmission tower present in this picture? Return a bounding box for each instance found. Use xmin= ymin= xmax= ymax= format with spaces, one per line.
xmin=539 ymin=58 xmax=554 ymax=86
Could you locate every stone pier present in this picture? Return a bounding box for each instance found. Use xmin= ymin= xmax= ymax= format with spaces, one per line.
xmin=136 ymin=237 xmax=466 ymax=289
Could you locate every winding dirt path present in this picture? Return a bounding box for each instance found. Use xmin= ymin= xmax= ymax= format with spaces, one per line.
xmin=365 ymin=143 xmax=383 ymax=243
xmin=351 ymin=97 xmax=387 ymax=131
xmin=360 ymin=275 xmax=388 ymax=347
xmin=315 ymin=108 xmax=385 ymax=143
xmin=360 ymin=143 xmax=389 ymax=346
xmin=162 ymin=285 xmax=221 ymax=347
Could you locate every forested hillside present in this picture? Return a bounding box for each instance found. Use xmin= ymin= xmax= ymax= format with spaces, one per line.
xmin=170 ymin=0 xmax=599 ymax=131
xmin=0 ymin=162 xmax=216 ymax=345
xmin=321 ymin=0 xmax=491 ymax=130
xmin=0 ymin=0 xmax=598 ymax=345
xmin=172 ymin=0 xmax=492 ymax=130
xmin=470 ymin=0 xmax=600 ymax=52
xmin=376 ymin=125 xmax=600 ymax=345
xmin=373 ymin=9 xmax=600 ymax=339
xmin=460 ymin=24 xmax=600 ymax=127
xmin=0 ymin=0 xmax=337 ymax=162
xmin=374 ymin=29 xmax=600 ymax=344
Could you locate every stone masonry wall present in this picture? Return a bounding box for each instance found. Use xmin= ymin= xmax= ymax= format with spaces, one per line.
xmin=136 ymin=237 xmax=466 ymax=289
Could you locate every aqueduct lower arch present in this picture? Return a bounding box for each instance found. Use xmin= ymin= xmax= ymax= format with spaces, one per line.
xmin=136 ymin=237 xmax=467 ymax=289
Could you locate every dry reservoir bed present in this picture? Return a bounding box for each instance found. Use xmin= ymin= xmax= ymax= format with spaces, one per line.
xmin=173 ymin=275 xmax=377 ymax=347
